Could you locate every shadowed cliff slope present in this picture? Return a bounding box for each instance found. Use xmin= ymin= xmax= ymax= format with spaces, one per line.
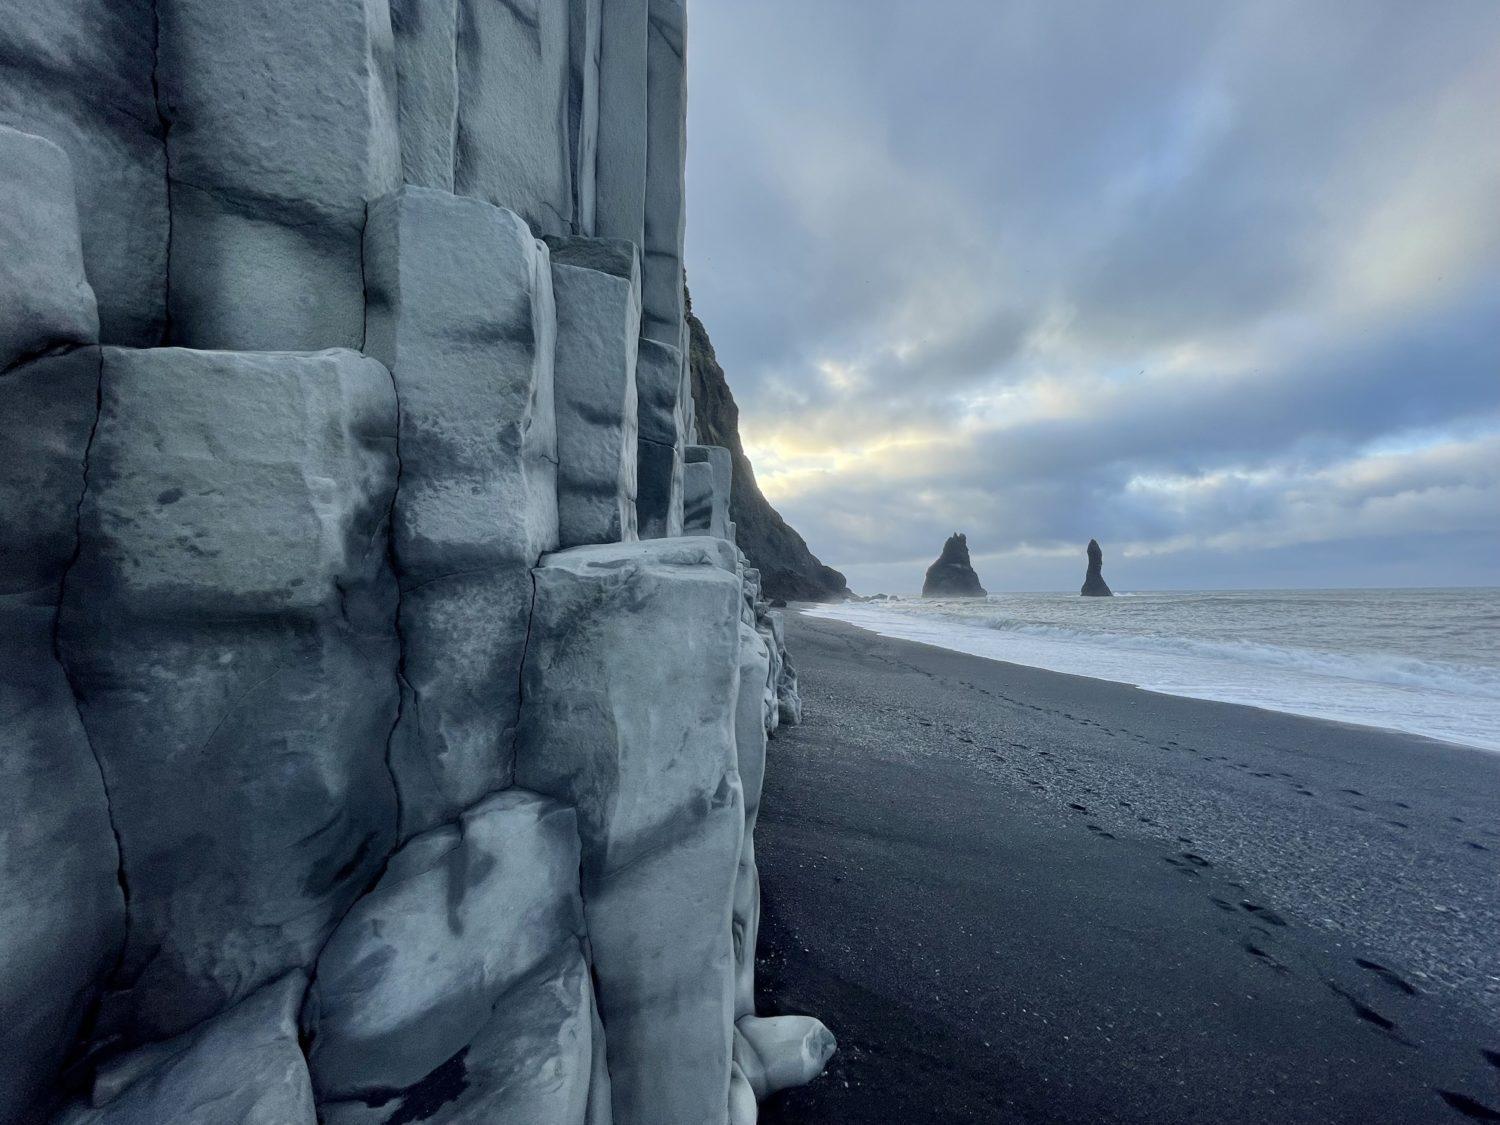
xmin=689 ymin=294 xmax=849 ymax=602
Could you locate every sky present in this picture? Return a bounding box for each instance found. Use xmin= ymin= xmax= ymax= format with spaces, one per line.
xmin=683 ymin=0 xmax=1500 ymax=594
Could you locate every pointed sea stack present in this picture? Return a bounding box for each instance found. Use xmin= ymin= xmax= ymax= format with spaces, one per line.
xmin=923 ymin=533 xmax=988 ymax=598
xmin=1081 ymin=539 xmax=1113 ymax=597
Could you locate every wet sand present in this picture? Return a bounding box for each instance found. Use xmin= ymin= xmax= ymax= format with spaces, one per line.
xmin=756 ymin=612 xmax=1500 ymax=1124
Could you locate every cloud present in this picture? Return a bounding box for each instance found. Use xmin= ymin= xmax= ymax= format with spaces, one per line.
xmin=686 ymin=0 xmax=1500 ymax=591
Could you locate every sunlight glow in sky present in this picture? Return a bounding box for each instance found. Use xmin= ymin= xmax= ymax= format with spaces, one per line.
xmin=685 ymin=1 xmax=1500 ymax=592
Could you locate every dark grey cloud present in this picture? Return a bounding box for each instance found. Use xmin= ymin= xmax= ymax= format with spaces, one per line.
xmin=685 ymin=0 xmax=1500 ymax=591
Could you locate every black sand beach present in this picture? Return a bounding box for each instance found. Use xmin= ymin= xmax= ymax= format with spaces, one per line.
xmin=756 ymin=612 xmax=1500 ymax=1125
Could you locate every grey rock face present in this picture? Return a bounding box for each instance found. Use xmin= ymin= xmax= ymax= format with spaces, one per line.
xmin=0 ymin=127 xmax=98 ymax=371
xmin=306 ymin=791 xmax=604 ymax=1123
xmin=0 ymin=0 xmax=166 ymax=345
xmin=58 ymin=347 xmax=401 ymax=1047
xmin=364 ymin=186 xmax=559 ymax=835
xmin=390 ymin=0 xmax=460 ymax=193
xmin=685 ymin=444 xmax=734 ymax=540
xmin=922 ymin=532 xmax=988 ymax=598
xmin=518 ymin=537 xmax=746 ymax=1125
xmin=454 ymin=0 xmax=573 ymax=237
xmin=1081 ymin=538 xmax=1114 ymax=597
xmin=56 ymin=973 xmax=317 ymax=1125
xmin=2 ymin=2 xmax=835 ymax=1117
xmin=641 ymin=0 xmax=688 ymax=346
xmin=551 ymin=246 xmax=641 ymax=547
xmin=157 ymin=0 xmax=401 ymax=350
xmin=0 ymin=349 xmax=123 ymax=1125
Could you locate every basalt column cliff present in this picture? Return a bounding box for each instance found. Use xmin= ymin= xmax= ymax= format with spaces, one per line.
xmin=0 ymin=3 xmax=831 ymax=1123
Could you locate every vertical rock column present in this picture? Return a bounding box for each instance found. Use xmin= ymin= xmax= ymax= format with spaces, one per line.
xmin=364 ymin=185 xmax=559 ymax=836
xmin=548 ymin=236 xmax=642 ymax=546
xmin=390 ymin=0 xmax=460 ymax=192
xmin=594 ymin=0 xmax=649 ymax=249
xmin=454 ymin=0 xmax=574 ymax=235
xmin=685 ymin=444 xmax=735 ymax=541
xmin=58 ymin=348 xmax=402 ymax=1048
xmin=0 ymin=128 xmax=122 ymax=1125
xmin=156 ymin=0 xmax=401 ymax=350
xmin=568 ymin=0 xmax=604 ymax=233
xmin=636 ymin=339 xmax=687 ymax=538
xmin=641 ymin=0 xmax=688 ymax=349
xmin=518 ymin=537 xmax=747 ymax=1125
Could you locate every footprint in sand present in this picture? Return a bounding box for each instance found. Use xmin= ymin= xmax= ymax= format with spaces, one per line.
xmin=1354 ymin=957 xmax=1419 ymax=996
xmin=1483 ymin=1049 xmax=1500 ymax=1070
xmin=1239 ymin=901 xmax=1288 ymax=927
xmin=1209 ymin=896 xmax=1239 ymax=914
xmin=1326 ymin=981 xmax=1404 ymax=1039
xmin=1243 ymin=941 xmax=1291 ymax=974
xmin=1163 ymin=855 xmax=1204 ymax=877
xmin=1435 ymin=1090 xmax=1500 ymax=1121
xmin=1086 ymin=824 xmax=1116 ymax=839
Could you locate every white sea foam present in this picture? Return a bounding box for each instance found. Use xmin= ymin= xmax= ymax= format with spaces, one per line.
xmin=805 ymin=588 xmax=1500 ymax=751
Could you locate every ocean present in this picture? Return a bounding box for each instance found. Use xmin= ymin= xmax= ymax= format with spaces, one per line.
xmin=805 ymin=588 xmax=1500 ymax=751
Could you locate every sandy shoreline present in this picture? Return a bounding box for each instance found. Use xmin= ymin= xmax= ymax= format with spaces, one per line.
xmin=756 ymin=611 xmax=1500 ymax=1124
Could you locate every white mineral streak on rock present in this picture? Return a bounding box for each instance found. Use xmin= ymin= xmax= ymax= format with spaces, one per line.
xmin=519 ymin=537 xmax=746 ymax=1125
xmin=58 ymin=348 xmax=402 ymax=1047
xmin=157 ymin=0 xmax=401 ymax=351
xmin=55 ymin=973 xmax=317 ymax=1125
xmin=307 ymin=791 xmax=606 ymax=1124
xmin=0 ymin=0 xmax=166 ymax=345
xmin=549 ymin=238 xmax=642 ymax=547
xmin=365 ymin=185 xmax=559 ymax=834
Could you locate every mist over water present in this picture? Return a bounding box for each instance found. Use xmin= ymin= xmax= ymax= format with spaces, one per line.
xmin=808 ymin=588 xmax=1500 ymax=751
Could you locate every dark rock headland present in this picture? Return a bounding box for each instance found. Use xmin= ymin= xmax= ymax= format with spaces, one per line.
xmin=690 ymin=292 xmax=849 ymax=602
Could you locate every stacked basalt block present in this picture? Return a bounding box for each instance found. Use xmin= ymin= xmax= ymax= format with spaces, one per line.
xmin=0 ymin=2 xmax=824 ymax=1124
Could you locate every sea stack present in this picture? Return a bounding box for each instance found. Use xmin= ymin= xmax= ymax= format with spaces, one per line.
xmin=923 ymin=532 xmax=988 ymax=597
xmin=1081 ymin=538 xmax=1113 ymax=597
